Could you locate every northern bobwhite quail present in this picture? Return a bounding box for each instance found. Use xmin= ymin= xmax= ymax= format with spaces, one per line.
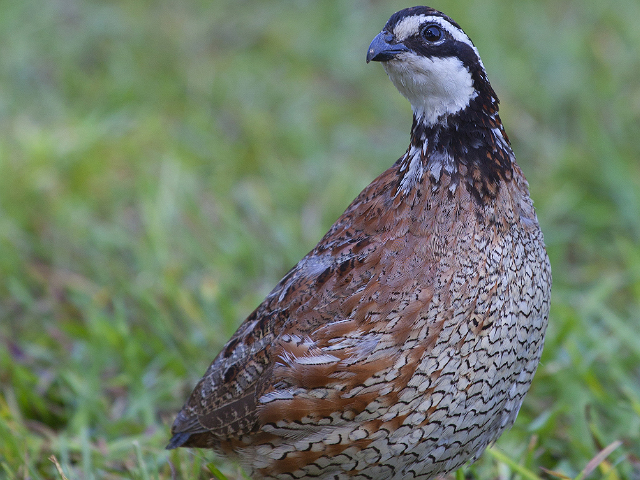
xmin=168 ymin=6 xmax=552 ymax=480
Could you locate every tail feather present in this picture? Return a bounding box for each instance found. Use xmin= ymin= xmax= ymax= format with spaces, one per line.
xmin=165 ymin=432 xmax=192 ymax=450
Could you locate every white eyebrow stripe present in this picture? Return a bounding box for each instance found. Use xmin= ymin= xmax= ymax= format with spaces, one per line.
xmin=393 ymin=15 xmax=428 ymax=42
xmin=392 ymin=14 xmax=485 ymax=70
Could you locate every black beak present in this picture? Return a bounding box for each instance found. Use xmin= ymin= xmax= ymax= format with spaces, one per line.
xmin=366 ymin=32 xmax=410 ymax=63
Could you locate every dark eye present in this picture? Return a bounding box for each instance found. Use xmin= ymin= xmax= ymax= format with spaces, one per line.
xmin=422 ymin=25 xmax=443 ymax=42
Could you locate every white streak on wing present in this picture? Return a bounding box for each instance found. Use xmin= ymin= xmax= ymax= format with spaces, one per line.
xmin=259 ymin=389 xmax=295 ymax=404
xmin=293 ymin=353 xmax=340 ymax=365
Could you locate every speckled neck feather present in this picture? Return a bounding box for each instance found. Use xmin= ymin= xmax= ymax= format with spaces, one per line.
xmin=397 ymin=85 xmax=514 ymax=204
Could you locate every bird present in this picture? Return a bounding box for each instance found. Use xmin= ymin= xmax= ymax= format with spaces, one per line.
xmin=167 ymin=6 xmax=552 ymax=480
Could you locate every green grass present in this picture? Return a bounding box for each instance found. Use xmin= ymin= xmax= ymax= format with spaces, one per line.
xmin=1 ymin=0 xmax=639 ymax=478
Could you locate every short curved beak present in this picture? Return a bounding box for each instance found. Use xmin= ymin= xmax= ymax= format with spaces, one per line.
xmin=366 ymin=32 xmax=410 ymax=63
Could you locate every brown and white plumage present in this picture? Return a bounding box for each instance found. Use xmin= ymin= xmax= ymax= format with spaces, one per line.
xmin=168 ymin=6 xmax=551 ymax=480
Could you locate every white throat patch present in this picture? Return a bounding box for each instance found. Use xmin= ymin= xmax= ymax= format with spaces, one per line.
xmin=383 ymin=54 xmax=477 ymax=125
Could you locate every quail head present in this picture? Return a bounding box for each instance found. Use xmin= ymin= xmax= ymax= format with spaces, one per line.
xmin=168 ymin=6 xmax=552 ymax=480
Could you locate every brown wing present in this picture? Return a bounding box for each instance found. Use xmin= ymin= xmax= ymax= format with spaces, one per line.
xmin=167 ymin=156 xmax=514 ymax=450
xmin=168 ymin=163 xmax=413 ymax=447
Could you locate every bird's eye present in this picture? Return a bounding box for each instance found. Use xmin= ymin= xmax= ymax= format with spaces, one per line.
xmin=422 ymin=25 xmax=443 ymax=42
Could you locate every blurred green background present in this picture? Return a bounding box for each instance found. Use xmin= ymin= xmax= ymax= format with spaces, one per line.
xmin=1 ymin=0 xmax=639 ymax=478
